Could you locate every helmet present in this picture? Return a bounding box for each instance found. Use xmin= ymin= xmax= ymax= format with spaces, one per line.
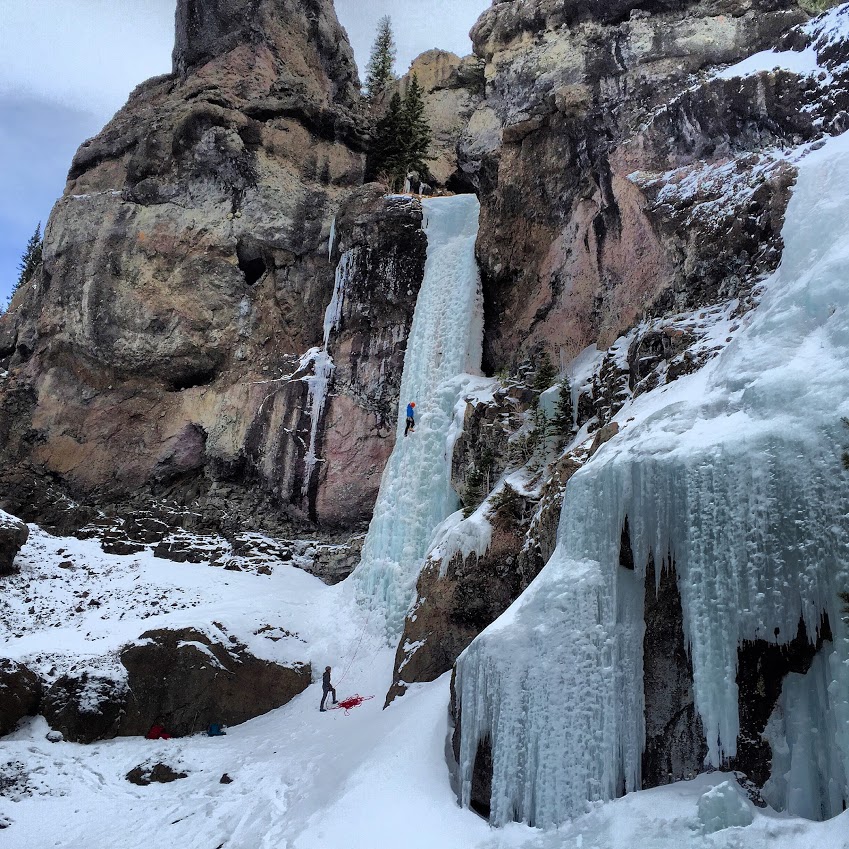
xmin=410 ymin=402 xmax=416 ymax=408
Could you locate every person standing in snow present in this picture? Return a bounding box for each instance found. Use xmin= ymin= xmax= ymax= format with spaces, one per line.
xmin=404 ymin=401 xmax=416 ymax=436
xmin=320 ymin=666 xmax=338 ymax=712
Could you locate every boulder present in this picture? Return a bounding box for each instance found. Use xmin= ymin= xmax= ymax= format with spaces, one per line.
xmin=0 ymin=659 xmax=42 ymax=736
xmin=119 ymin=628 xmax=310 ymax=736
xmin=42 ymin=673 xmax=127 ymax=743
xmin=126 ymin=763 xmax=188 ymax=786
xmin=0 ymin=510 xmax=28 ymax=576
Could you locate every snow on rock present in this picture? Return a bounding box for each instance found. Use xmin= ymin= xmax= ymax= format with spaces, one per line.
xmin=2 ymin=526 xmax=849 ymax=847
xmin=353 ymin=194 xmax=485 ymax=639
xmin=0 ymin=509 xmax=28 ymax=576
xmin=717 ymin=5 xmax=849 ymax=82
xmin=455 ymin=133 xmax=849 ymax=826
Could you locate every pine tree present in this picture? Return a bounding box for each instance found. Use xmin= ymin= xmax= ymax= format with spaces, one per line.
xmin=14 ymin=223 xmax=43 ymax=298
xmin=551 ymin=375 xmax=575 ymax=440
xmin=364 ymin=16 xmax=397 ymax=101
xmin=532 ymin=352 xmax=558 ymax=396
xmin=370 ymin=92 xmax=406 ymax=188
xmin=367 ymin=75 xmax=433 ymax=191
xmin=402 ymin=74 xmax=432 ymax=179
xmin=842 ymin=417 xmax=849 ymax=470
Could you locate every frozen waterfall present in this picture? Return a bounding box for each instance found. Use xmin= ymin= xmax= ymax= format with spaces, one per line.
xmin=456 ymin=134 xmax=849 ymax=827
xmin=352 ymin=194 xmax=484 ymax=639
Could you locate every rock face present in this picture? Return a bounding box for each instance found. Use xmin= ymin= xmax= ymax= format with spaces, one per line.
xmin=0 ymin=660 xmax=42 ymax=736
xmin=458 ymin=0 xmax=849 ymax=370
xmin=0 ymin=510 xmax=28 ymax=575
xmin=642 ymin=557 xmax=708 ymax=787
xmin=315 ymin=188 xmax=427 ymax=524
xmin=119 ymin=628 xmax=310 ymax=737
xmin=0 ymin=0 xmax=422 ymax=535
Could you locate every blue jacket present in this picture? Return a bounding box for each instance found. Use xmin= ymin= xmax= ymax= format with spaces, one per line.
xmin=407 ymin=404 xmax=415 ymax=419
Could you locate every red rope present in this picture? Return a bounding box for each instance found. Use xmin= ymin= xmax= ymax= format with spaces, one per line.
xmin=332 ymin=694 xmax=374 ymax=715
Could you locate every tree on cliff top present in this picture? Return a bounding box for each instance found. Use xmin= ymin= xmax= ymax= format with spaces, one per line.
xmin=364 ymin=16 xmax=397 ymax=101
xmin=402 ymin=74 xmax=432 ymax=180
xmin=368 ymin=76 xmax=433 ymax=192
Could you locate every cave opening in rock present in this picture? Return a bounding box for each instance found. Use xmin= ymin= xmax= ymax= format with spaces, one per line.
xmin=167 ymin=365 xmax=219 ymax=393
xmin=236 ymin=239 xmax=268 ymax=286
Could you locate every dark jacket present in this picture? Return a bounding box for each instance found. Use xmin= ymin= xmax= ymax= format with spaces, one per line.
xmin=322 ymin=669 xmax=332 ymax=690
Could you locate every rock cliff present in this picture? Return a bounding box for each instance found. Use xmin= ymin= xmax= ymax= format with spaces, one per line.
xmin=458 ymin=0 xmax=847 ymax=369
xmin=0 ymin=0 xmax=424 ymax=536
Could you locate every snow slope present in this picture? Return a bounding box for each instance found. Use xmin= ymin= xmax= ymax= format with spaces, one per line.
xmin=455 ymin=130 xmax=849 ymax=827
xmin=3 ymin=527 xmax=849 ymax=848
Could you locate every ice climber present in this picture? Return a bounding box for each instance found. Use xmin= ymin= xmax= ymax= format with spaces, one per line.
xmin=404 ymin=401 xmax=416 ymax=436
xmin=320 ymin=666 xmax=338 ymax=711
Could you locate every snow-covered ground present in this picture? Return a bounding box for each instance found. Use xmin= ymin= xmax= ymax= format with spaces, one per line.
xmin=2 ymin=527 xmax=848 ymax=848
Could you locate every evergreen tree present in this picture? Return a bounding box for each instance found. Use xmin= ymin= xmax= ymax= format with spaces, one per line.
xmin=532 ymin=352 xmax=558 ymax=396
xmin=842 ymin=417 xmax=849 ymax=470
xmin=370 ymin=91 xmax=406 ymax=188
xmin=402 ymin=74 xmax=432 ymax=180
xmin=364 ymin=16 xmax=397 ymax=101
xmin=13 ymin=222 xmax=43 ymax=299
xmin=368 ymin=74 xmax=433 ymax=191
xmin=550 ymin=375 xmax=575 ymax=440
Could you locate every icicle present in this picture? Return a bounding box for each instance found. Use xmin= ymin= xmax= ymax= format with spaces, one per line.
xmin=302 ymin=250 xmax=356 ymax=494
xmin=328 ymin=214 xmax=336 ymax=261
xmin=455 ymin=134 xmax=849 ymax=827
xmin=352 ymin=195 xmax=484 ymax=639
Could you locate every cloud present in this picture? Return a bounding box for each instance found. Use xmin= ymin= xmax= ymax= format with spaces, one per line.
xmin=2 ymin=1 xmax=174 ymax=120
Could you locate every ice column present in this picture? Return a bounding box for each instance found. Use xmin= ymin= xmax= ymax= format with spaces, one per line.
xmin=456 ymin=135 xmax=849 ymax=826
xmin=352 ymin=194 xmax=484 ymax=638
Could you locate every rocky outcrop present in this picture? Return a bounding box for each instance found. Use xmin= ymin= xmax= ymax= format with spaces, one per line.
xmin=0 ymin=660 xmax=41 ymax=736
xmin=458 ymin=0 xmax=849 ymax=371
xmin=126 ymin=762 xmax=188 ymax=786
xmin=119 ymin=628 xmax=310 ymax=737
xmin=38 ymin=628 xmax=310 ymax=742
xmin=0 ymin=510 xmax=28 ymax=576
xmin=387 ymin=405 xmax=583 ymax=704
xmin=0 ymin=0 xmax=421 ymax=536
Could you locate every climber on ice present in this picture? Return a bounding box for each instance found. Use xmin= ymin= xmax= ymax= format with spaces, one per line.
xmin=320 ymin=666 xmax=338 ymax=712
xmin=405 ymin=402 xmax=416 ymax=437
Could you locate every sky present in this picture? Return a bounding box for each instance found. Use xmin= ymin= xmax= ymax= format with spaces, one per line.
xmin=0 ymin=0 xmax=490 ymax=303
